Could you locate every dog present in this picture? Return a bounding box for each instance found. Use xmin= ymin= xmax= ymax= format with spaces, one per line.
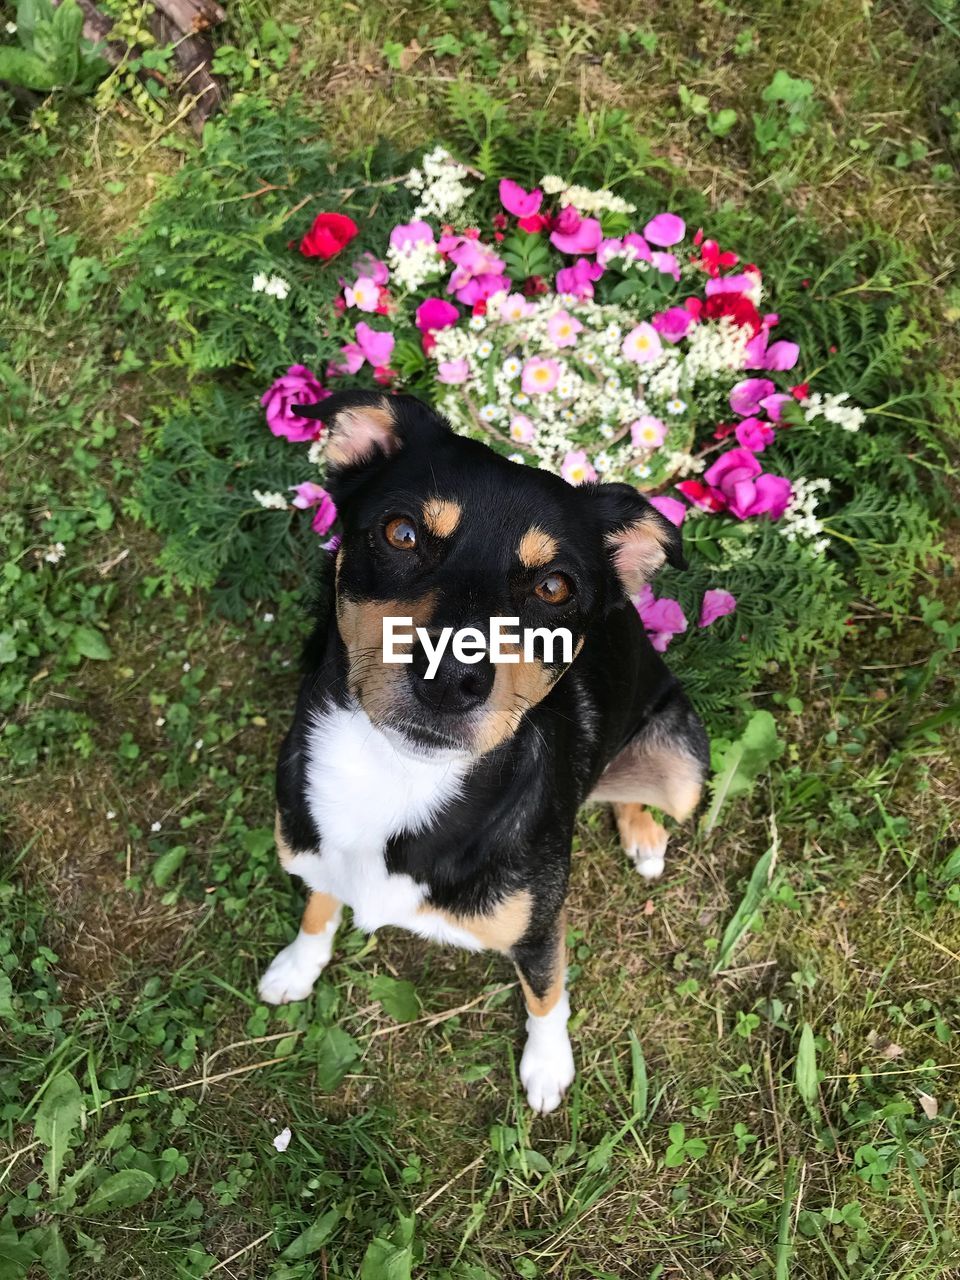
xmin=258 ymin=390 xmax=708 ymax=1113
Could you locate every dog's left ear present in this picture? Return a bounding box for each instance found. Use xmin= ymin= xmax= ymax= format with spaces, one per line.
xmin=585 ymin=481 xmax=686 ymax=596
xmin=293 ymin=390 xmax=448 ymax=471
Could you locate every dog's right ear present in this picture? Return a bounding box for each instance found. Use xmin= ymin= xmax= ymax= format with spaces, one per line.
xmin=294 ymin=391 xmax=449 ymax=472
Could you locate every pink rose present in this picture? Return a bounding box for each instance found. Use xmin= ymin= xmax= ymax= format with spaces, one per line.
xmin=704 ymin=448 xmax=792 ymax=520
xmin=261 ymin=365 xmax=328 ymax=442
xmin=415 ymin=297 xmax=459 ymax=333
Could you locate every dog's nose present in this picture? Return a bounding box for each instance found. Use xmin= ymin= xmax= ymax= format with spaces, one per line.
xmin=410 ymin=640 xmax=495 ymax=715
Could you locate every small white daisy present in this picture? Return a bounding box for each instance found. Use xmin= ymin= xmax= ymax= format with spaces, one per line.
xmin=633 ymin=464 xmax=653 ymax=479
xmin=468 ymin=315 xmax=487 ymax=332
xmin=43 ymin=542 xmax=66 ymax=564
xmin=594 ymin=451 xmax=613 ymax=472
xmin=666 ymin=397 xmax=687 ymax=415
xmin=599 ymin=424 xmax=615 ymax=440
xmin=479 ymin=404 xmax=500 ymax=422
xmin=604 ymin=324 xmax=622 ymax=343
xmin=502 ymin=357 xmax=522 ymax=378
xmin=476 ymin=340 xmax=493 ymax=359
xmin=512 ymin=392 xmax=530 ymax=406
xmin=581 ymin=351 xmax=598 ymax=366
xmin=508 ymin=452 xmax=526 ymax=464
xmin=150 ymin=821 xmax=162 ymax=832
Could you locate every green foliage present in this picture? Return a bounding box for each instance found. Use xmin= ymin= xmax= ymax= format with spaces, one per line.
xmin=0 ymin=0 xmax=110 ymax=93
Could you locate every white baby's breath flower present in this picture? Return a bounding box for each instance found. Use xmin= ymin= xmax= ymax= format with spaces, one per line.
xmin=155 ymin=716 xmax=165 ymax=727
xmin=253 ymin=489 xmax=288 ymax=510
xmin=252 ymin=272 xmax=269 ymax=293
xmin=540 ymin=174 xmax=565 ymax=194
xmin=182 ymin=661 xmax=191 ymax=672
xmin=106 ymin=810 xmax=116 ymax=820
xmin=264 ymin=275 xmax=290 ymax=300
xmin=150 ymin=821 xmax=162 ymax=832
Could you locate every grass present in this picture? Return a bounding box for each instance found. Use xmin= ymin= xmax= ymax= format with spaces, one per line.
xmin=2 ymin=0 xmax=959 ymax=1276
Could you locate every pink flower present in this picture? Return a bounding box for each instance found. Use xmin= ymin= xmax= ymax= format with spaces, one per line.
xmin=560 ymin=450 xmax=597 ymax=485
xmin=551 ymin=213 xmax=604 ymax=255
xmin=261 ymin=365 xmax=328 ymax=442
xmin=290 ymin=483 xmax=338 ymax=536
xmin=648 ymin=495 xmax=686 ymax=526
xmin=328 ymin=344 xmax=364 ymax=377
xmin=415 ymin=297 xmax=459 ymax=333
xmin=555 ymin=258 xmax=604 ymax=299
xmin=651 ymin=251 xmax=681 ymax=282
xmin=706 ymin=273 xmax=758 ymax=299
xmin=547 ymin=309 xmax=583 ymax=347
xmin=734 ymin=417 xmax=776 ymax=452
xmin=352 ymin=252 xmax=389 ymax=285
xmin=653 ymin=305 xmax=697 ymax=343
xmin=729 ymin=377 xmax=776 ymax=417
xmin=521 ymin=357 xmax=561 ymax=395
xmin=760 ymin=393 xmax=792 ymax=422
xmin=623 ymin=232 xmax=652 ymax=262
xmin=355 ymin=321 xmax=394 ymax=368
xmin=437 ymin=357 xmax=470 ymax=384
xmin=454 ymin=272 xmax=511 ymax=306
xmin=598 ymin=237 xmax=624 ymax=265
xmin=509 ymin=414 xmax=536 ymax=443
xmin=677 ymin=479 xmax=726 ymax=512
xmin=630 ymin=415 xmax=666 ymax=448
xmin=622 ymin=322 xmax=662 ymax=364
xmin=499 ymin=178 xmax=543 ymax=218
xmin=743 ymin=328 xmax=800 ymax=371
xmin=344 ymin=275 xmax=379 ymax=312
xmin=704 ymin=448 xmax=793 ymax=520
xmin=498 ymin=292 xmax=536 ymax=322
xmin=635 ymin=584 xmax=687 ymax=651
xmin=698 ymin=588 xmax=737 ymax=628
xmin=389 ymin=220 xmax=434 ymax=251
xmin=643 ymin=212 xmax=686 ymax=247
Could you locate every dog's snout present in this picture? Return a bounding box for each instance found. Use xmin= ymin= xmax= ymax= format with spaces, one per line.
xmin=410 ymin=639 xmax=495 ymax=715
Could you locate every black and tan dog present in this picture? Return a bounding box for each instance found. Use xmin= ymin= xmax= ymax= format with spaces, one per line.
xmin=259 ymin=390 xmax=708 ymax=1112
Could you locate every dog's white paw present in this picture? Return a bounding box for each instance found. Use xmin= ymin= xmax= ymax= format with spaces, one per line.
xmin=520 ymin=996 xmax=575 ymax=1114
xmin=626 ymin=826 xmax=668 ymax=880
xmin=258 ymin=929 xmax=336 ymax=1005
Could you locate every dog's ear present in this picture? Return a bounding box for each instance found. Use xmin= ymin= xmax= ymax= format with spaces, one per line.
xmin=585 ymin=481 xmax=685 ymax=596
xmin=293 ymin=390 xmax=449 ymax=472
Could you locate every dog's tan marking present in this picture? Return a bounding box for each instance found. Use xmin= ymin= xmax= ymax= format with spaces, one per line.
xmin=326 ymin=401 xmax=398 ymax=469
xmin=275 ymin=810 xmax=295 ymax=870
xmin=422 ymin=497 xmax=462 ymax=539
xmin=422 ymin=889 xmax=532 ymax=952
xmin=301 ymin=891 xmax=341 ymax=936
xmin=337 ymin=592 xmax=436 ymax=723
xmin=472 ymin=637 xmax=582 ymax=755
xmin=518 ymin=526 xmax=559 ymax=569
xmin=613 ymin=802 xmax=665 ymax=851
xmin=590 ymin=740 xmax=702 ymax=820
xmin=606 ymin=513 xmax=671 ymax=594
xmin=516 ymin=920 xmax=566 ymax=1017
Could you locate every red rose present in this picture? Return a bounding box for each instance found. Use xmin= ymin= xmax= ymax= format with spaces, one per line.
xmin=703 ymin=291 xmax=762 ymax=335
xmin=299 ymin=212 xmax=359 ymax=260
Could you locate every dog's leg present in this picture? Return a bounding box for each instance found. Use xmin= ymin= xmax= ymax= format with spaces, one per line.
xmin=512 ymin=918 xmax=575 ymax=1114
xmin=259 ymin=890 xmax=342 ymax=1005
xmin=613 ymin=802 xmax=669 ymax=880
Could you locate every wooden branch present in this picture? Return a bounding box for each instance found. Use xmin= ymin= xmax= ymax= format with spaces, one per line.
xmin=153 ymin=12 xmax=224 ymax=129
xmin=152 ymin=0 xmax=226 ymax=34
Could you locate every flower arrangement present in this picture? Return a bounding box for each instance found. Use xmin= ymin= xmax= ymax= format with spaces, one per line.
xmin=255 ymin=147 xmax=865 ymax=651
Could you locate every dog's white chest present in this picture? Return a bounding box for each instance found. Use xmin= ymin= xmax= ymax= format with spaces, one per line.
xmin=284 ymin=702 xmax=481 ymax=948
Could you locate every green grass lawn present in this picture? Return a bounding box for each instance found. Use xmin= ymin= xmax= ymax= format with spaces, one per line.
xmin=2 ymin=1 xmax=960 ymax=1276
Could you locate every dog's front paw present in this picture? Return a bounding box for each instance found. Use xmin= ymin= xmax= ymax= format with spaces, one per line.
xmin=520 ymin=1013 xmax=576 ymax=1114
xmin=258 ymin=932 xmax=333 ymax=1005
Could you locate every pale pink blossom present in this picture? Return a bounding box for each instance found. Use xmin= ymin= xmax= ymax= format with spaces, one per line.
xmin=560 ymin=450 xmax=597 ymax=485
xmin=622 ymin=323 xmax=662 ymax=364
xmin=521 ymin=357 xmax=561 ymax=395
xmin=547 ymin=309 xmax=583 ymax=347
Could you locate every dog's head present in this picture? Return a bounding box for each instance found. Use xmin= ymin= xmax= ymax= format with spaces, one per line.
xmin=297 ymin=391 xmax=684 ymax=756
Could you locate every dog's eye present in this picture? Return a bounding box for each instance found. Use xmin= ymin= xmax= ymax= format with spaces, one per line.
xmin=384 ymin=517 xmax=418 ymax=550
xmin=534 ymin=573 xmax=573 ymax=605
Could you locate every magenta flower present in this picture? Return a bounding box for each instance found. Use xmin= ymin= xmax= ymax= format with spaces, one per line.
xmin=729 ymin=377 xmax=776 ymax=417
xmin=290 ymin=482 xmax=338 ymax=536
xmin=499 ymin=178 xmax=543 ymax=218
xmin=389 ymin=220 xmax=434 ymax=251
xmin=598 ymin=237 xmax=624 ymax=265
xmin=760 ymin=393 xmax=792 ymax=422
xmin=446 ymin=239 xmax=508 ymax=305
xmin=522 ymin=357 xmax=561 ymax=395
xmin=651 ymin=251 xmax=681 ymax=281
xmin=643 ymin=212 xmax=686 ymax=247
xmin=437 ymin=357 xmax=470 ymax=384
xmin=706 ymin=273 xmax=758 ymax=299
xmin=560 ymin=449 xmax=597 ymax=485
xmin=352 ymin=252 xmax=389 ymax=285
xmin=704 ymin=448 xmax=792 ymax=520
xmin=547 ymin=309 xmax=583 ymax=347
xmin=734 ymin=417 xmax=776 ymax=452
xmin=653 ymin=305 xmax=697 ymax=343
xmin=344 ymin=275 xmax=379 ymax=312
xmin=550 ymin=213 xmax=603 ymax=255
xmin=630 ymin=415 xmax=666 ymax=448
xmin=454 ymin=272 xmax=511 ymax=306
xmin=698 ymin=589 xmax=737 ymax=628
xmin=635 ymin=584 xmax=688 ymax=651
xmin=648 ymin=494 xmax=687 ymax=526
xmin=262 ymin=365 xmax=328 ymax=442
xmin=744 ymin=327 xmax=800 ymax=371
xmin=623 ymin=232 xmax=653 ymax=261
xmin=415 ymin=297 xmax=459 ymax=333
xmin=622 ymin=322 xmax=662 ymax=364
xmin=355 ymin=321 xmax=394 ymax=368
xmin=328 ymin=344 xmax=365 ymax=378
xmin=555 ymin=258 xmax=604 ymax=299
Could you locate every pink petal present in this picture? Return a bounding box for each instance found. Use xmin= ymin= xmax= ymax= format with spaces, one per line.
xmin=499 ymin=178 xmax=543 ymax=218
xmin=643 ymin=212 xmax=686 ymax=247
xmin=762 ymin=341 xmax=800 ymax=371
xmin=698 ymin=589 xmax=737 ymax=628
xmin=648 ymin=495 xmax=687 ymax=526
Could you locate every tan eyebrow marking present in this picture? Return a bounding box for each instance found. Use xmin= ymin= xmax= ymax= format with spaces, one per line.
xmin=518 ymin=526 xmax=559 ymax=569
xmin=422 ymin=498 xmax=463 ymax=538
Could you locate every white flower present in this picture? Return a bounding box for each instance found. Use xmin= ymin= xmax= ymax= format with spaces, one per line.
xmin=252 ymin=272 xmax=269 ymax=293
xmin=262 ymin=612 xmax=275 ymax=623
xmin=307 ymin=440 xmax=325 ymax=466
xmin=106 ymin=810 xmax=116 ymax=820
xmin=540 ymin=174 xmax=566 ymax=194
xmin=582 ymin=351 xmax=598 ymax=366
xmin=594 ymin=451 xmax=613 ymax=472
xmin=508 ymin=452 xmax=526 ymax=464
xmin=665 ymin=398 xmax=687 ymax=415
xmin=42 ymin=542 xmax=66 ymax=564
xmin=182 ymin=661 xmax=191 ymax=672
xmin=599 ymin=424 xmax=615 ymax=439
xmin=155 ymin=717 xmax=166 ymax=727
xmin=469 ymin=315 xmax=487 ymax=332
xmin=479 ymin=404 xmax=500 ymax=422
xmin=253 ymin=489 xmax=289 ymax=510
xmin=150 ymin=821 xmax=162 ymax=832
xmin=194 ymin=739 xmax=204 ymax=751
xmin=556 ymin=378 xmax=575 ymax=399
xmin=477 ymin=340 xmax=493 ymax=359
xmin=633 ymin=464 xmax=652 ymax=479
xmin=386 ymin=238 xmax=443 ymax=291
xmin=502 ymin=357 xmax=522 ymax=378
xmin=273 ymin=1127 xmax=292 ymax=1152
xmin=264 ymin=275 xmax=290 ymax=300
xmin=407 ymin=147 xmax=474 ymax=220
xmin=512 ymin=392 xmax=530 ymax=406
